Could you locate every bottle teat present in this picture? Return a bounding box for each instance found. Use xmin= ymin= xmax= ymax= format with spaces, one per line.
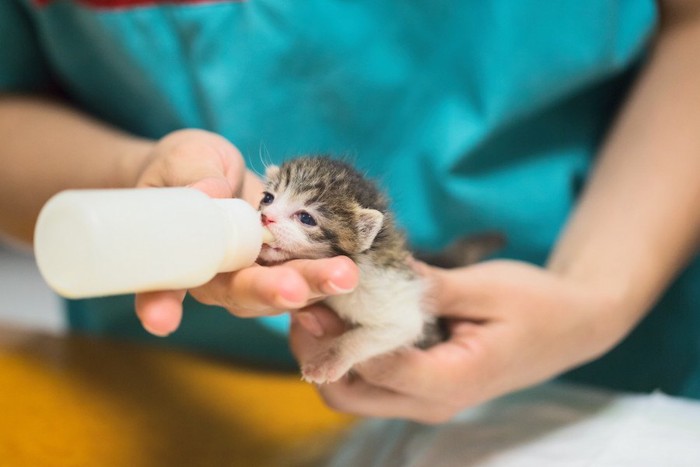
xmin=262 ymin=228 xmax=275 ymax=244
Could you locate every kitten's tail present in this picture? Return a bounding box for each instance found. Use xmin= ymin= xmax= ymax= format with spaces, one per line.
xmin=414 ymin=231 xmax=506 ymax=269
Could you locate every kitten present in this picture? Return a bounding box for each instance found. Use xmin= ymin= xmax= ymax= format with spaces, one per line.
xmin=256 ymin=156 xmax=427 ymax=384
xmin=257 ymin=156 xmax=503 ymax=384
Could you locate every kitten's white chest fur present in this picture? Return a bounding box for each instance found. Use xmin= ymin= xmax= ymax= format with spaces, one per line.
xmin=301 ymin=258 xmax=431 ymax=384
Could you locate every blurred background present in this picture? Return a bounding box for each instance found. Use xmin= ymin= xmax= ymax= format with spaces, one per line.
xmin=0 ymin=243 xmax=64 ymax=333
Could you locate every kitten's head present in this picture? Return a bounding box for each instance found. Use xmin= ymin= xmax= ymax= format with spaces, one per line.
xmin=257 ymin=157 xmax=386 ymax=265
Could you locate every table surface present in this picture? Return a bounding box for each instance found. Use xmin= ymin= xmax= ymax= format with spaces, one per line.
xmin=0 ymin=326 xmax=355 ymax=466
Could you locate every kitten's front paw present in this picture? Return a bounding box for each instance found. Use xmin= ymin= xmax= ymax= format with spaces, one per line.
xmin=301 ymin=348 xmax=353 ymax=385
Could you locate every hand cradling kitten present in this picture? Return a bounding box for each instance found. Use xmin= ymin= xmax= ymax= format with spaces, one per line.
xmin=257 ymin=156 xmax=502 ymax=384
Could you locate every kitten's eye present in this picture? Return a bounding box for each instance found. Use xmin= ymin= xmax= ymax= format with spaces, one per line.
xmin=260 ymin=192 xmax=275 ymax=206
xmin=297 ymin=211 xmax=317 ymax=227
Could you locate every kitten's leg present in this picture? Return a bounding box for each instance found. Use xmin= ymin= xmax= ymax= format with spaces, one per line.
xmin=302 ymin=312 xmax=425 ymax=384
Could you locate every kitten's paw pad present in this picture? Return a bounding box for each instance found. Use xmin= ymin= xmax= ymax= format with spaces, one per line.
xmin=301 ymin=350 xmax=352 ymax=385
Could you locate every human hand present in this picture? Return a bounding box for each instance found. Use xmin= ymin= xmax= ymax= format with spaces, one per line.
xmin=290 ymin=260 xmax=632 ymax=423
xmin=131 ymin=129 xmax=360 ymax=335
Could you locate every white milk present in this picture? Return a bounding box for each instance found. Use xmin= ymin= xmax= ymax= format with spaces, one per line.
xmin=34 ymin=188 xmax=270 ymax=298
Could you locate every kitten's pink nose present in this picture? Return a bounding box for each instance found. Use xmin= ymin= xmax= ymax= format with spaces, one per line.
xmin=261 ymin=214 xmax=275 ymax=226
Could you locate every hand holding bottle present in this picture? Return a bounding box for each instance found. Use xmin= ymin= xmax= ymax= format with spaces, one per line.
xmin=110 ymin=129 xmax=359 ymax=336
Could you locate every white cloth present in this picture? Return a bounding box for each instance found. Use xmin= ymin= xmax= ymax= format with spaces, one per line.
xmin=328 ymin=383 xmax=700 ymax=467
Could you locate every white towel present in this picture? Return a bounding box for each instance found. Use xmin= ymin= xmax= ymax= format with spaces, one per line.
xmin=328 ymin=383 xmax=700 ymax=467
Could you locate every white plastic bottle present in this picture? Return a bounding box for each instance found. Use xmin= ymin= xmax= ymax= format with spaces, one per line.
xmin=34 ymin=188 xmax=272 ymax=299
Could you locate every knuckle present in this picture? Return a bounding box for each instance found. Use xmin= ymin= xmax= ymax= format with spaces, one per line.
xmin=222 ymin=298 xmax=276 ymax=317
xmin=187 ymin=288 xmax=218 ymax=307
xmin=189 ymin=288 xmax=265 ymax=317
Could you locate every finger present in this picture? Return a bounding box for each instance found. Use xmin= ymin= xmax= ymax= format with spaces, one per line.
xmin=289 ymin=304 xmax=347 ymax=362
xmin=134 ymin=290 xmax=187 ymax=336
xmin=420 ymin=263 xmax=507 ymax=320
xmin=189 ymin=264 xmax=310 ymax=317
xmin=294 ymin=305 xmax=348 ymax=338
xmin=316 ymin=376 xmax=459 ymax=424
xmin=190 ymin=256 xmax=358 ymax=317
xmin=284 ymin=256 xmax=359 ymax=300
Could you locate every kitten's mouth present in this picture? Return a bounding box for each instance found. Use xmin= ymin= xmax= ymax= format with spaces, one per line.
xmin=258 ymin=244 xmax=289 ymax=266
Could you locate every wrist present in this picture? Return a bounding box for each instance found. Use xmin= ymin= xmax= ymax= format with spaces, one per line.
xmin=546 ymin=253 xmax=651 ymax=353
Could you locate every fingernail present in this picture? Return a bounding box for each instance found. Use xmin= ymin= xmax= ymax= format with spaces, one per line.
xmin=325 ymin=280 xmax=355 ymax=295
xmin=295 ymin=311 xmax=325 ymax=338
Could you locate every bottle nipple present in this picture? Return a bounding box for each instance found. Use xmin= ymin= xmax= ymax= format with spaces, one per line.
xmin=262 ymin=227 xmax=275 ymax=244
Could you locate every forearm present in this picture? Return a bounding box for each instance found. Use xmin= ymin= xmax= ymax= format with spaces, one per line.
xmin=548 ymin=6 xmax=700 ymax=333
xmin=0 ymin=95 xmax=153 ymax=242
xmin=0 ymin=95 xmax=266 ymax=244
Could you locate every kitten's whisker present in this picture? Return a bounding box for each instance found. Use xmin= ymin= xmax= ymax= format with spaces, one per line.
xmin=259 ymin=142 xmax=273 ymax=171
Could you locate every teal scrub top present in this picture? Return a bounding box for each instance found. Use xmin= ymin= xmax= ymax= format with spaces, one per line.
xmin=5 ymin=0 xmax=698 ymax=397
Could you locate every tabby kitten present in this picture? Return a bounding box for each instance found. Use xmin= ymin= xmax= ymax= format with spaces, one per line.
xmin=257 ymin=156 xmax=430 ymax=384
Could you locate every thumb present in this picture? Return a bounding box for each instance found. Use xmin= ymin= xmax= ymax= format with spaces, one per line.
xmin=289 ymin=304 xmax=348 ymax=365
xmin=292 ymin=304 xmax=347 ymax=338
xmin=187 ymin=176 xmax=236 ymax=199
xmin=134 ymin=290 xmax=187 ymax=336
xmin=137 ymin=129 xmax=246 ymax=197
xmin=418 ymin=261 xmax=497 ymax=320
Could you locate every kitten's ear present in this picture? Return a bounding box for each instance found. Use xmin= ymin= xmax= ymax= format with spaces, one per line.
xmin=355 ymin=209 xmax=384 ymax=252
xmin=265 ymin=165 xmax=280 ymax=181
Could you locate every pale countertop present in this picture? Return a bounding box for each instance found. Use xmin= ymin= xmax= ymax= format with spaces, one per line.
xmin=330 ymin=383 xmax=700 ymax=467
